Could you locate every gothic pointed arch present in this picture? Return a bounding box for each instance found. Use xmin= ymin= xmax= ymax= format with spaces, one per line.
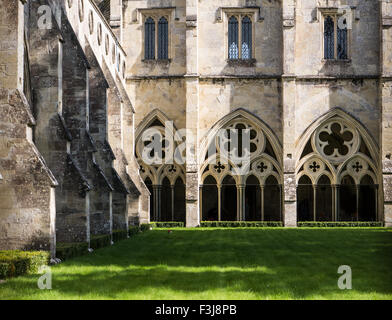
xmin=199 ymin=108 xmax=283 ymax=181
xmin=135 ymin=108 xmax=177 ymax=142
xmin=296 ymin=108 xmax=379 ymax=166
xmin=296 ymin=108 xmax=380 ymax=222
xmin=135 ymin=109 xmax=184 ymax=172
xmin=135 ymin=109 xmax=185 ymax=222
xmin=199 ymin=109 xmax=283 ymax=222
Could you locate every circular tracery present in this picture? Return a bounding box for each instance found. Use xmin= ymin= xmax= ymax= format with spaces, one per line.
xmin=297 ymin=114 xmax=378 ymax=222
xmin=216 ymin=120 xmax=265 ymax=162
xmin=313 ymin=120 xmax=359 ymax=163
xmin=136 ymin=118 xmax=186 ymax=186
xmin=201 ymin=116 xmax=282 ymax=186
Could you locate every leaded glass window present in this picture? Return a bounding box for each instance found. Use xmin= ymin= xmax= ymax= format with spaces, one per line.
xmin=241 ymin=16 xmax=252 ymax=60
xmin=145 ymin=17 xmax=155 ymax=60
xmin=323 ymin=14 xmax=349 ymax=60
xmin=228 ymin=16 xmax=239 ymax=60
xmin=337 ymin=19 xmax=348 ymax=60
xmin=158 ymin=17 xmax=168 ymax=60
xmin=324 ymin=16 xmax=334 ymax=60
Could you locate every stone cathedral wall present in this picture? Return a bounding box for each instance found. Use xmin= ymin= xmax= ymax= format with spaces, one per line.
xmin=1 ymin=0 xmax=391 ymax=256
xmin=0 ymin=0 xmax=150 ymax=257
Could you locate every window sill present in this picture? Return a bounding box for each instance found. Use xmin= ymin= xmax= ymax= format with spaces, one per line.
xmin=142 ymin=59 xmax=172 ymax=65
xmin=322 ymin=59 xmax=352 ymax=64
xmin=227 ymin=58 xmax=256 ymax=67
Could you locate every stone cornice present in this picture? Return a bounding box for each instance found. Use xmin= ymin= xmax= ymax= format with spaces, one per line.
xmin=126 ymin=74 xmax=383 ymax=81
xmin=295 ymin=75 xmax=381 ymax=80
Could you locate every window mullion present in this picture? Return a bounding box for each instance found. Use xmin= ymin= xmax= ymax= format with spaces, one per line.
xmin=334 ymin=15 xmax=338 ymax=60
xmin=238 ymin=15 xmax=242 ymax=59
xmin=155 ymin=19 xmax=158 ymax=60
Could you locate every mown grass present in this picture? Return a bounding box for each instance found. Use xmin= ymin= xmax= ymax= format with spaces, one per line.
xmin=0 ymin=228 xmax=391 ymax=300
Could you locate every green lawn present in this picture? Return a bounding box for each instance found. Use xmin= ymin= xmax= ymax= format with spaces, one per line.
xmin=1 ymin=228 xmax=392 ymax=300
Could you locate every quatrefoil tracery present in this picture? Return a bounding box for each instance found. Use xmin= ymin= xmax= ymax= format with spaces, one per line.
xmin=251 ymin=159 xmax=273 ymax=177
xmin=213 ymin=161 xmax=226 ymax=174
xmin=303 ymin=158 xmax=327 ymax=182
xmin=346 ymin=157 xmax=369 ymax=178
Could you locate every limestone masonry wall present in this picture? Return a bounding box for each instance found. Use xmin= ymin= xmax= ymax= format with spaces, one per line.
xmin=0 ymin=0 xmax=150 ymax=257
xmin=0 ymin=0 xmax=391 ymax=255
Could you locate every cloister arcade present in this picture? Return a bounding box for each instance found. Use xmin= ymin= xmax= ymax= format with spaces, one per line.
xmin=135 ymin=109 xmax=380 ymax=224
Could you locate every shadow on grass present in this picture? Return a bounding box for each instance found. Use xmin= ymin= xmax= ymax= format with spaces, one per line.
xmin=1 ymin=228 xmax=392 ymax=299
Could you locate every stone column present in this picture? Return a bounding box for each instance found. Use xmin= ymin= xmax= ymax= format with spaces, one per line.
xmin=335 ymin=185 xmax=340 ymax=221
xmin=199 ymin=185 xmax=203 ymax=221
xmin=260 ymin=185 xmax=265 ymax=221
xmin=184 ymin=0 xmax=200 ymax=227
xmin=355 ymin=185 xmax=360 ymax=221
xmin=332 ymin=185 xmax=337 ymax=221
xmin=152 ymin=185 xmax=157 ymax=221
xmin=375 ymin=185 xmax=379 ymax=221
xmin=157 ymin=185 xmax=162 ymax=221
xmin=282 ymin=0 xmax=297 ymax=227
xmin=152 ymin=185 xmax=162 ymax=221
xmin=236 ymin=185 xmax=240 ymax=221
xmin=313 ymin=185 xmax=317 ymax=221
xmin=381 ymin=0 xmax=392 ymax=227
xmin=282 ymin=79 xmax=297 ymax=227
xmin=238 ymin=184 xmax=245 ymax=221
xmin=218 ymin=185 xmax=222 ymax=221
xmin=171 ymin=185 xmax=175 ymax=221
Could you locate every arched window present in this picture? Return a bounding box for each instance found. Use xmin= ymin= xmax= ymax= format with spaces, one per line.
xmin=173 ymin=177 xmax=186 ymax=223
xmin=221 ymin=175 xmax=237 ymax=221
xmin=202 ymin=176 xmax=218 ymax=221
xmin=264 ymin=176 xmax=281 ymax=221
xmin=316 ymin=175 xmax=332 ymax=221
xmin=297 ymin=175 xmax=314 ymax=221
xmin=359 ymin=175 xmax=377 ymax=221
xmin=145 ymin=17 xmax=155 ymax=60
xmin=158 ymin=17 xmax=168 ymax=60
xmin=136 ymin=113 xmax=186 ymax=223
xmin=297 ymin=113 xmax=379 ymax=223
xmin=199 ymin=111 xmax=283 ymax=223
xmin=144 ymin=177 xmax=154 ymax=220
xmin=241 ymin=16 xmax=252 ymax=60
xmin=161 ymin=177 xmax=171 ymax=221
xmin=324 ymin=16 xmax=334 ymax=59
xmin=339 ymin=175 xmax=356 ymax=221
xmin=297 ymin=174 xmax=333 ymax=222
xmin=228 ymin=16 xmax=239 ymax=60
xmin=245 ymin=175 xmax=261 ymax=221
